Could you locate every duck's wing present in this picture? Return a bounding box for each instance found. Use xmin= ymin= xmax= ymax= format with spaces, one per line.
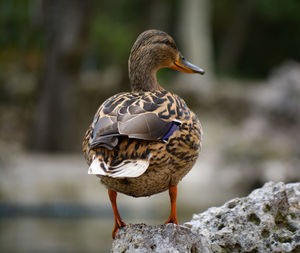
xmin=89 ymin=91 xmax=183 ymax=150
xmin=86 ymin=91 xmax=189 ymax=177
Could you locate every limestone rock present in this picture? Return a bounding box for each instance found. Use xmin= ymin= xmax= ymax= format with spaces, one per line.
xmin=111 ymin=182 xmax=300 ymax=252
xmin=185 ymin=181 xmax=300 ymax=253
xmin=111 ymin=223 xmax=210 ymax=253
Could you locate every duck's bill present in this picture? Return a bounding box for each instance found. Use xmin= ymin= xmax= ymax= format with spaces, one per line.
xmin=170 ymin=56 xmax=205 ymax=74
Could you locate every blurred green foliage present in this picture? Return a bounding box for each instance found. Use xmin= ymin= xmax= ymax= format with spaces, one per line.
xmin=252 ymin=0 xmax=300 ymax=21
xmin=88 ymin=1 xmax=138 ymax=67
xmin=213 ymin=0 xmax=300 ymax=77
xmin=1 ymin=0 xmax=299 ymax=78
xmin=0 ymin=0 xmax=44 ymax=51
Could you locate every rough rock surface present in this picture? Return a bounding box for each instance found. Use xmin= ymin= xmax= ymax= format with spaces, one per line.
xmin=186 ymin=182 xmax=300 ymax=253
xmin=111 ymin=182 xmax=300 ymax=252
xmin=111 ymin=223 xmax=210 ymax=253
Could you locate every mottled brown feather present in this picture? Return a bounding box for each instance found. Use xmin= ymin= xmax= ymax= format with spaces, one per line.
xmin=82 ymin=29 xmax=203 ymax=197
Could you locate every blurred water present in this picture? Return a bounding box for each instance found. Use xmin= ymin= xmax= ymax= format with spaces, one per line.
xmin=0 ymin=215 xmax=182 ymax=253
xmin=0 ymin=217 xmax=113 ymax=252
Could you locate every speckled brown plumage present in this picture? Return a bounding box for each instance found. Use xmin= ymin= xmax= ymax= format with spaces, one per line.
xmin=82 ymin=29 xmax=204 ymax=238
xmin=83 ymin=90 xmax=202 ymax=196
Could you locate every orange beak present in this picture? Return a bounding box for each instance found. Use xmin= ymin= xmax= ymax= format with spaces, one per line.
xmin=170 ymin=54 xmax=205 ymax=74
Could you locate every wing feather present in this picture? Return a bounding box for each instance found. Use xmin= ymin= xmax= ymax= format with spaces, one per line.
xmin=89 ymin=91 xmax=182 ymax=149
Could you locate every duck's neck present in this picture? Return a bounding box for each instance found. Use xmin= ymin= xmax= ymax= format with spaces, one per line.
xmin=129 ymin=60 xmax=163 ymax=92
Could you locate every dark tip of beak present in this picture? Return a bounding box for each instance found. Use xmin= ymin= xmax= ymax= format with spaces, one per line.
xmin=180 ymin=58 xmax=205 ymax=74
xmin=195 ymin=67 xmax=205 ymax=75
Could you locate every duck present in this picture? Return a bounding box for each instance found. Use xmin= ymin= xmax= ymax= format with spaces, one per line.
xmin=82 ymin=29 xmax=204 ymax=239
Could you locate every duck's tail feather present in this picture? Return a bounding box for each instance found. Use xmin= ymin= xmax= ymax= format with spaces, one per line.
xmin=88 ymin=154 xmax=152 ymax=178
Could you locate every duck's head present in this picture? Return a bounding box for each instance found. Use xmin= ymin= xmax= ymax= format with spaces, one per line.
xmin=129 ymin=29 xmax=204 ymax=92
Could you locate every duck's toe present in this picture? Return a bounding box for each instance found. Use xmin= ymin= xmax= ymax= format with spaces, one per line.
xmin=112 ymin=220 xmax=127 ymax=239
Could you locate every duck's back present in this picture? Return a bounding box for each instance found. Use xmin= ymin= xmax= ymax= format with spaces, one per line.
xmin=83 ymin=90 xmax=202 ymax=197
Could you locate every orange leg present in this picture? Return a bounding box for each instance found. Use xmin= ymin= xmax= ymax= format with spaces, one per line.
xmin=164 ymin=185 xmax=178 ymax=224
xmin=108 ymin=189 xmax=126 ymax=239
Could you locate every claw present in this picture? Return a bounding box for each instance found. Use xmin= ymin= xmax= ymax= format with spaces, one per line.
xmin=112 ymin=219 xmax=126 ymax=239
xmin=165 ymin=216 xmax=178 ymax=225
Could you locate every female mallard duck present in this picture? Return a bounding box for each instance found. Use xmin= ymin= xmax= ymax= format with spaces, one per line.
xmin=83 ymin=29 xmax=204 ymax=239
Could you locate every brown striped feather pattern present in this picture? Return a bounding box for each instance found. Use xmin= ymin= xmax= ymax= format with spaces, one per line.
xmin=83 ymin=89 xmax=202 ymax=197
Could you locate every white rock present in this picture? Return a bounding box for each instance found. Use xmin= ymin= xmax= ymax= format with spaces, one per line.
xmin=111 ymin=182 xmax=300 ymax=252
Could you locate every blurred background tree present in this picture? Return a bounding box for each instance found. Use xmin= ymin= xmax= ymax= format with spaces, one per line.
xmin=32 ymin=0 xmax=94 ymax=151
